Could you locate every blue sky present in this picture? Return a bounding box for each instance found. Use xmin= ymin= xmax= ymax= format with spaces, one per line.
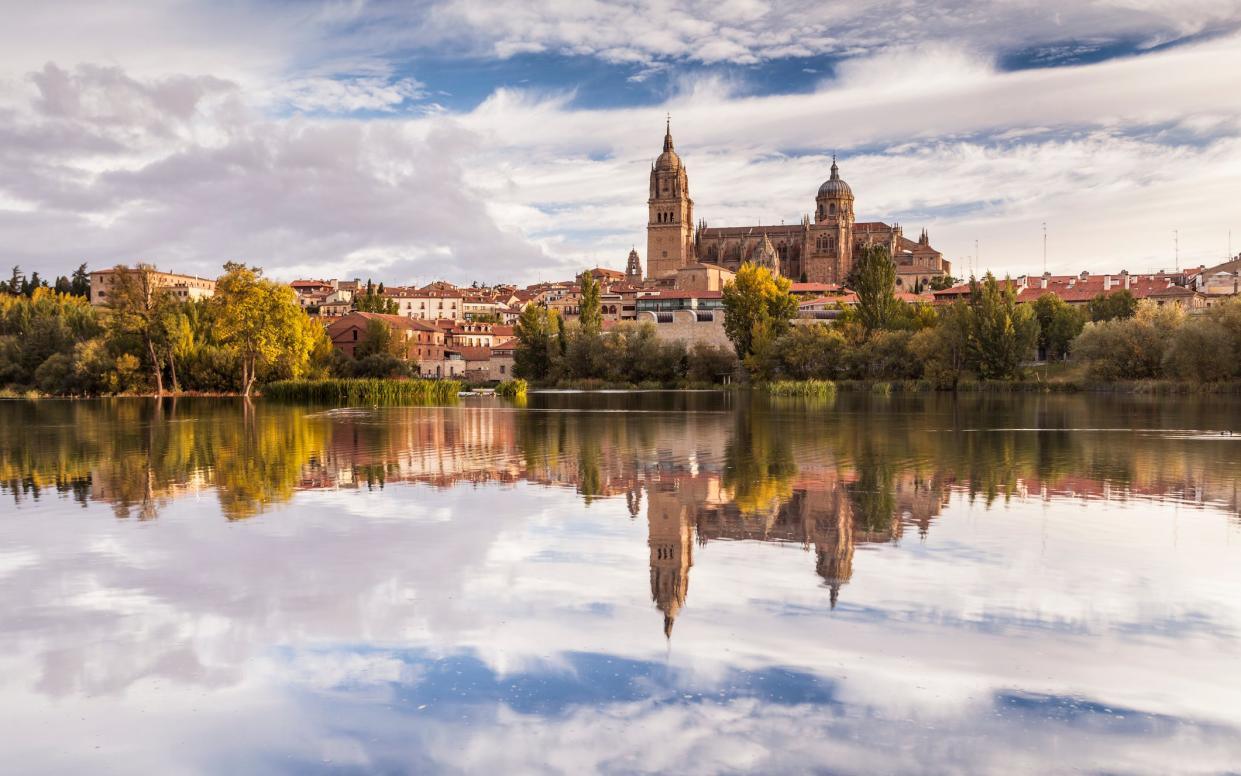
xmin=1 ymin=0 xmax=1240 ymax=284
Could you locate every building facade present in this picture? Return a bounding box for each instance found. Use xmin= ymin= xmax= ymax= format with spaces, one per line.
xmin=89 ymin=266 xmax=216 ymax=306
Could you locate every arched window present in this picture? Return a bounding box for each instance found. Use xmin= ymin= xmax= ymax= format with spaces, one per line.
xmin=829 ymin=203 xmax=836 ymax=215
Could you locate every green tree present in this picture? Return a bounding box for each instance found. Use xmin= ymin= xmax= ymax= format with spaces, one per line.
xmin=1087 ymin=289 xmax=1138 ymax=322
xmin=1071 ymin=301 xmax=1182 ymax=380
xmin=513 ymin=304 xmax=557 ymax=380
xmin=850 ymin=243 xmax=903 ymax=334
xmin=213 ymin=263 xmax=324 ymax=396
xmin=722 ymin=262 xmax=798 ymax=365
xmin=354 ymin=318 xmax=405 ymax=360
xmin=911 ymin=302 xmax=971 ymax=388
xmin=963 ymin=274 xmax=1039 ymax=379
xmin=356 ymin=289 xmax=398 ymax=314
xmin=104 ymin=264 xmax=179 ymax=395
xmin=70 ymin=263 xmax=90 ymax=297
xmin=1032 ymin=293 xmax=1087 ymax=361
xmin=577 ymin=271 xmax=602 ymax=336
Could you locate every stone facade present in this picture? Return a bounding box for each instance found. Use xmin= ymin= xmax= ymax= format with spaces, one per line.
xmin=644 ymin=125 xmax=951 ymax=287
xmin=89 ymin=266 xmax=216 ymax=306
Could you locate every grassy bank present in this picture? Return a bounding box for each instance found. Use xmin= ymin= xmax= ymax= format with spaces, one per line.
xmin=765 ymin=378 xmax=1241 ymax=395
xmin=262 ymin=378 xmax=462 ymax=404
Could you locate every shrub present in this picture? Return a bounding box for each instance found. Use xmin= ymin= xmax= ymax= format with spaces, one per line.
xmin=496 ymin=378 xmax=528 ymax=398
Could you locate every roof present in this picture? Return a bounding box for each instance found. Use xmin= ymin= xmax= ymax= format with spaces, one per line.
xmin=453 ymin=346 xmax=494 ymax=362
xmin=639 ymin=290 xmax=724 ymax=300
xmin=325 ymin=311 xmax=440 ymax=334
xmin=384 ymin=287 xmax=464 ymax=299
xmin=801 ymin=294 xmax=857 ymax=307
xmin=790 ymin=282 xmax=844 ymax=294
xmin=700 ymin=223 xmax=804 ymax=238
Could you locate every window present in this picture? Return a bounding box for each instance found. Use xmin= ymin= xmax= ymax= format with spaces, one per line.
xmin=829 ymin=203 xmax=836 ymax=215
xmin=500 ymin=365 xmax=506 ymax=374
xmin=352 ymin=329 xmax=358 ymax=341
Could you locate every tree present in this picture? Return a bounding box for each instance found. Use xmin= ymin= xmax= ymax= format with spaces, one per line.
xmin=356 ymin=289 xmax=398 ymax=314
xmin=513 ymin=304 xmax=557 ymax=380
xmin=722 ymin=262 xmax=798 ymax=365
xmin=1032 ymin=293 xmax=1086 ymax=361
xmin=70 ymin=263 xmax=90 ymax=297
xmin=963 ymin=274 xmax=1039 ymax=379
xmin=928 ymin=275 xmax=960 ymax=291
xmin=911 ymin=302 xmax=971 ymax=388
xmin=850 ymin=243 xmax=904 ymax=334
xmin=104 ymin=264 xmax=178 ymax=395
xmin=213 ymin=262 xmax=323 ymax=396
xmin=1071 ymin=300 xmax=1187 ymax=380
xmin=1087 ymin=289 xmax=1138 ymax=322
xmin=3 ymin=266 xmax=22 ymax=295
xmin=577 ymin=271 xmax=602 ymax=336
xmin=354 ymin=318 xmax=406 ymax=360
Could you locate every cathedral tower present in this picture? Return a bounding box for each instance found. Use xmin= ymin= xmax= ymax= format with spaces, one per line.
xmin=646 ymin=119 xmax=695 ymax=280
xmin=647 ymin=483 xmax=693 ymax=638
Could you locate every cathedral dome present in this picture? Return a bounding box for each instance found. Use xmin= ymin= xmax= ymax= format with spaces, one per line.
xmin=817 ymin=157 xmax=853 ymax=199
xmin=655 ymin=148 xmax=681 ymax=171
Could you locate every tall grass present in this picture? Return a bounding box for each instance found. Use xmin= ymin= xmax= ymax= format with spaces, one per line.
xmin=495 ymin=378 xmax=528 ymax=399
xmin=263 ymin=378 xmax=461 ymax=404
xmin=764 ymin=380 xmax=838 ymax=398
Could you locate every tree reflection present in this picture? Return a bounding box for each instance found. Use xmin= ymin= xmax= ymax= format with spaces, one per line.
xmin=3 ymin=393 xmax=1240 ymax=617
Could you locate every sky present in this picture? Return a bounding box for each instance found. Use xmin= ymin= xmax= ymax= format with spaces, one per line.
xmin=2 ymin=0 xmax=1241 ymax=286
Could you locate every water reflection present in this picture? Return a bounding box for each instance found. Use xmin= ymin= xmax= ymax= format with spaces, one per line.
xmin=2 ymin=394 xmax=1241 ymax=773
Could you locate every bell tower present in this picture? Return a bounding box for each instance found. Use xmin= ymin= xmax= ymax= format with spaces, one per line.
xmin=646 ymin=118 xmax=695 ymax=280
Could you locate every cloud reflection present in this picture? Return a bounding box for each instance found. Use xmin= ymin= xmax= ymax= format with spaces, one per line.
xmin=1 ymin=394 xmax=1240 ymax=772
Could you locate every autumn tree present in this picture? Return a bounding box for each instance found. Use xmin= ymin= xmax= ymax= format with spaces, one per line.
xmin=213 ymin=263 xmax=324 ymax=396
xmin=722 ymin=262 xmax=798 ymax=366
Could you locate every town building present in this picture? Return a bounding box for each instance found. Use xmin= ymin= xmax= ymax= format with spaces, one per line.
xmin=325 ymin=311 xmax=448 ymax=377
xmin=89 ymin=266 xmax=216 ymax=306
xmin=932 ymin=270 xmax=1209 ymax=311
xmin=383 ymin=285 xmax=465 ymax=320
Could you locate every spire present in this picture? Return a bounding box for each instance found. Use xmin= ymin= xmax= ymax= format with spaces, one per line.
xmin=663 ymin=114 xmax=674 ymax=153
xmin=830 ymin=153 xmax=839 ymax=181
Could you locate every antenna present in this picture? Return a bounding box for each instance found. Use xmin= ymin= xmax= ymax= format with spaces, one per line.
xmin=1174 ymin=229 xmax=1179 ymax=272
xmin=1042 ymin=222 xmax=1047 ymax=274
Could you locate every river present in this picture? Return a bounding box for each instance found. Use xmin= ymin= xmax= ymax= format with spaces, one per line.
xmin=1 ymin=392 xmax=1239 ymax=774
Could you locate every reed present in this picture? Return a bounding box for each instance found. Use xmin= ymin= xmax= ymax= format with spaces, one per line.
xmin=764 ymin=380 xmax=838 ymax=398
xmin=495 ymin=378 xmax=528 ymax=399
xmin=262 ymin=378 xmax=461 ymax=404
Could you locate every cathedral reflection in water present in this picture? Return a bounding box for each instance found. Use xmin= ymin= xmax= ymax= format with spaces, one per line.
xmin=5 ymin=394 xmax=1240 ymax=639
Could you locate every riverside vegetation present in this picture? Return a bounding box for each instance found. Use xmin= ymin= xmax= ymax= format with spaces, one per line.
xmin=512 ymin=271 xmax=739 ymax=387
xmin=716 ymin=245 xmax=1241 ymax=390
xmin=0 ymin=263 xmax=456 ymax=398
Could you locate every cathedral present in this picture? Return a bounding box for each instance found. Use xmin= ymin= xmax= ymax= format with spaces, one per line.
xmin=645 ymin=121 xmax=950 ymax=287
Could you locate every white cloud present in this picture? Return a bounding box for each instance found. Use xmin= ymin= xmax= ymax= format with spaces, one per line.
xmin=0 ymin=4 xmax=1239 ymax=283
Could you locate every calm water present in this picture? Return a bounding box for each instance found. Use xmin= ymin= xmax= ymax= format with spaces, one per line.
xmin=2 ymin=393 xmax=1241 ymax=775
